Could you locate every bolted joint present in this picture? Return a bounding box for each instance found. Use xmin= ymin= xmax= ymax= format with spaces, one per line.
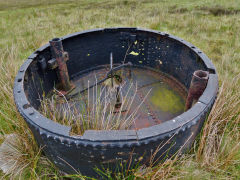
xmin=48 ymin=52 xmax=69 ymax=70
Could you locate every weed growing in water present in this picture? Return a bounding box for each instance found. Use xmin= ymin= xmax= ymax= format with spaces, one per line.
xmin=40 ymin=80 xmax=151 ymax=135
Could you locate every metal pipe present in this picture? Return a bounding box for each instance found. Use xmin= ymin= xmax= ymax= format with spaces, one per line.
xmin=49 ymin=38 xmax=72 ymax=92
xmin=185 ymin=70 xmax=209 ymax=110
xmin=115 ymin=86 xmax=122 ymax=108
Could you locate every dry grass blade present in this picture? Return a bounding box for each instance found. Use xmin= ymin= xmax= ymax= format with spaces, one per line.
xmin=197 ymin=74 xmax=240 ymax=169
xmin=0 ymin=133 xmax=46 ymax=180
xmin=40 ymin=81 xmax=150 ymax=135
xmin=0 ymin=134 xmax=28 ymax=177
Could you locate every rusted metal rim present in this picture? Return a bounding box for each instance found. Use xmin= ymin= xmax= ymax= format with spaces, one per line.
xmin=13 ymin=27 xmax=218 ymax=146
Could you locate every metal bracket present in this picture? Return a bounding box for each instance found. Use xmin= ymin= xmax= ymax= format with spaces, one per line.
xmin=48 ymin=52 xmax=69 ymax=70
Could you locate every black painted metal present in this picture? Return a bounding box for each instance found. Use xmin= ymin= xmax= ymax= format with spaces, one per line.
xmin=13 ymin=28 xmax=218 ymax=177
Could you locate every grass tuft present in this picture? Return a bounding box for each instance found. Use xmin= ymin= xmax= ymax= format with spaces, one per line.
xmin=40 ymin=81 xmax=150 ymax=135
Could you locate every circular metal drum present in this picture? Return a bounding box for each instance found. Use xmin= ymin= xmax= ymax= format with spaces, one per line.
xmin=13 ymin=28 xmax=218 ymax=177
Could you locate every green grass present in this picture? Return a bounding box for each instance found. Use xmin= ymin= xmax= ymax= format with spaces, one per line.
xmin=0 ymin=0 xmax=239 ymax=179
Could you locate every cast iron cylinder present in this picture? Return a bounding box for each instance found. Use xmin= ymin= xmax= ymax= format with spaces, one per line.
xmin=13 ymin=28 xmax=218 ymax=177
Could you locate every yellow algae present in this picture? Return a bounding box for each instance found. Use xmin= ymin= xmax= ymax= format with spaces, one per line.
xmin=150 ymin=85 xmax=184 ymax=114
xmin=129 ymin=51 xmax=139 ymax=56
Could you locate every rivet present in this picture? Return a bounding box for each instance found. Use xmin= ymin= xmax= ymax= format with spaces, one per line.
xmin=29 ymin=110 xmax=34 ymax=115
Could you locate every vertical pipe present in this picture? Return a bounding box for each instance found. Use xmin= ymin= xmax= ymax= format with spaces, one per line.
xmin=185 ymin=70 xmax=209 ymax=110
xmin=49 ymin=38 xmax=72 ymax=92
xmin=115 ymin=86 xmax=122 ymax=108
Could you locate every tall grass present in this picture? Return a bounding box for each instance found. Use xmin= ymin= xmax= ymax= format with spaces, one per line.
xmin=196 ymin=74 xmax=240 ymax=177
xmin=0 ymin=50 xmax=59 ymax=179
xmin=0 ymin=0 xmax=239 ymax=179
xmin=40 ymin=81 xmax=150 ymax=135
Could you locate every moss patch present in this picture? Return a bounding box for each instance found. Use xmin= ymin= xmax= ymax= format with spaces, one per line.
xmin=150 ymin=85 xmax=185 ymax=114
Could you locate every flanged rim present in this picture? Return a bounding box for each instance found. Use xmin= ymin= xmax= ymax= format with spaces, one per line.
xmin=13 ymin=27 xmax=218 ymax=148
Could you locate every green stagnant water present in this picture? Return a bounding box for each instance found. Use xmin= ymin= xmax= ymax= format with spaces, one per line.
xmin=66 ymin=65 xmax=187 ymax=129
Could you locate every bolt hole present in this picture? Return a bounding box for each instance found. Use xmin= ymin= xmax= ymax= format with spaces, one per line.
xmin=208 ymin=69 xmax=216 ymax=74
xmin=29 ymin=111 xmax=34 ymax=115
xmin=17 ymin=90 xmax=21 ymax=93
xmin=17 ymin=78 xmax=22 ymax=82
xmin=198 ymin=51 xmax=202 ymax=54
xmin=191 ymin=46 xmax=195 ymax=48
xmin=23 ymin=104 xmax=31 ymax=109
